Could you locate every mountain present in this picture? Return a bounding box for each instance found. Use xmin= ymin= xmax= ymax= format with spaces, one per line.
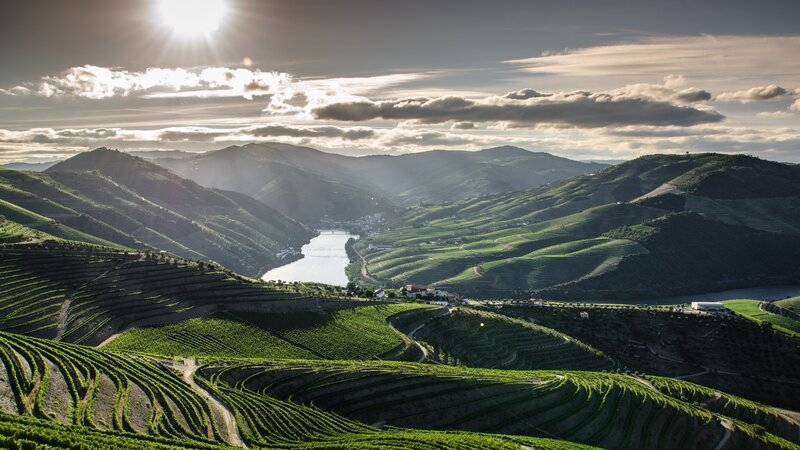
xmin=1 ymin=161 xmax=59 ymax=171
xmin=0 ymin=148 xmax=313 ymax=276
xmin=354 ymin=153 xmax=800 ymax=299
xmin=156 ymin=142 xmax=607 ymax=223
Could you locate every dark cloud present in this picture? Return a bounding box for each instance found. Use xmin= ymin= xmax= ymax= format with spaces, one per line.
xmin=451 ymin=121 xmax=477 ymax=130
xmin=503 ymin=89 xmax=549 ymax=100
xmin=672 ymin=88 xmax=712 ymax=104
xmin=313 ymin=89 xmax=724 ymax=128
xmin=248 ymin=124 xmax=374 ymax=140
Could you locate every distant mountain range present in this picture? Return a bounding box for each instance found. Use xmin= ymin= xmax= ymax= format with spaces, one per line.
xmin=0 ymin=148 xmax=312 ymax=276
xmin=156 ymin=143 xmax=608 ymax=223
xmin=356 ymin=153 xmax=800 ymax=299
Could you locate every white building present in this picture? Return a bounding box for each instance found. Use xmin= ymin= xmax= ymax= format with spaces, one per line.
xmin=579 ymin=311 xmax=589 ymax=319
xmin=373 ymin=289 xmax=387 ymax=299
xmin=691 ymin=302 xmax=726 ymax=311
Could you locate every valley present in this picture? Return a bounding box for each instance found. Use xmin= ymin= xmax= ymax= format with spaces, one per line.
xmin=0 ymin=147 xmax=799 ymax=449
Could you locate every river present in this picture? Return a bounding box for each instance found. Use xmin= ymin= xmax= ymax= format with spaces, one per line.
xmin=262 ymin=230 xmax=359 ymax=286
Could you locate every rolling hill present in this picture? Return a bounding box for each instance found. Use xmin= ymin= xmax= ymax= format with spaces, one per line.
xmin=355 ymin=153 xmax=800 ymax=299
xmin=0 ymin=220 xmax=798 ymax=449
xmin=156 ymin=143 xmax=607 ymax=223
xmin=0 ymin=148 xmax=313 ymax=276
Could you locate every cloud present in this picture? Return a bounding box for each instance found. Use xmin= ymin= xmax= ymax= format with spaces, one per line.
xmin=507 ymin=36 xmax=800 ymax=91
xmin=247 ymin=124 xmax=375 ymax=140
xmin=791 ymin=99 xmax=800 ymax=112
xmin=717 ymin=85 xmax=790 ymax=103
xmin=0 ymin=65 xmax=427 ymax=102
xmin=756 ymin=111 xmax=795 ymax=118
xmin=311 ymin=84 xmax=722 ymax=128
xmin=451 ymin=122 xmax=477 ymax=130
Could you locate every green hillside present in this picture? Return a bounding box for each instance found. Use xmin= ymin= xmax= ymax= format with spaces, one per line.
xmin=356 ymin=153 xmax=800 ymax=299
xmin=204 ymin=360 xmax=798 ymax=449
xmin=496 ymin=303 xmax=800 ymax=410
xmin=106 ymin=304 xmax=432 ymax=360
xmin=0 ymin=148 xmax=314 ymax=277
xmin=402 ymin=308 xmax=614 ymax=370
xmin=775 ymin=297 xmax=800 ymax=315
xmin=0 ymin=330 xmax=610 ymax=449
xmin=722 ymin=300 xmax=800 ymax=337
xmin=0 ymin=242 xmax=362 ymax=346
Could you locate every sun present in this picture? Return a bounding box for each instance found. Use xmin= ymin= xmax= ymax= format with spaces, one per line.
xmin=158 ymin=0 xmax=226 ymax=35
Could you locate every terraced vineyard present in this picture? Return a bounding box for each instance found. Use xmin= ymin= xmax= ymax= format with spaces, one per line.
xmin=723 ymin=299 xmax=800 ymax=337
xmin=406 ymin=308 xmax=614 ymax=370
xmin=0 ymin=330 xmax=608 ymax=449
xmin=106 ymin=304 xmax=431 ymax=361
xmin=356 ymin=154 xmax=800 ymax=299
xmin=202 ymin=360 xmax=800 ymax=450
xmin=0 ymin=243 xmax=346 ymax=346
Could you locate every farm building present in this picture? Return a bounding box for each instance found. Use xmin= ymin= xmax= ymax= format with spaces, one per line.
xmin=580 ymin=311 xmax=589 ymax=319
xmin=406 ymin=284 xmax=430 ymax=298
xmin=530 ymin=298 xmax=545 ymax=307
xmin=373 ymin=289 xmax=387 ymax=298
xmin=691 ymin=302 xmax=726 ymax=311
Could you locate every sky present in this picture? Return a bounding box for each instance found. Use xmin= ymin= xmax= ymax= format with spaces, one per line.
xmin=1 ymin=0 xmax=799 ymax=163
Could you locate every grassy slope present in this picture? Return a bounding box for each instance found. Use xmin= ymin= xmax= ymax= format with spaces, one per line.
xmin=0 ymin=198 xmax=126 ymax=248
xmin=408 ymin=308 xmax=614 ymax=370
xmin=0 ymin=330 xmax=602 ymax=450
xmin=722 ymin=300 xmax=800 ymax=337
xmin=0 ymin=243 xmax=328 ymax=345
xmin=358 ymin=154 xmax=800 ymax=298
xmin=204 ymin=359 xmax=799 ymax=450
xmin=106 ymin=304 xmax=432 ymax=360
xmin=1 ymin=149 xmax=313 ymax=277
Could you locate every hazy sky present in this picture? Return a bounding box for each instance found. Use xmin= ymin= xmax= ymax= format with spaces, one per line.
xmin=1 ymin=0 xmax=799 ymax=162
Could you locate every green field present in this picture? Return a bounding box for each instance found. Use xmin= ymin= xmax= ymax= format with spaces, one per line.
xmin=722 ymin=300 xmax=800 ymax=337
xmin=0 ymin=244 xmax=322 ymax=345
xmin=1 ymin=151 xmax=314 ymax=277
xmin=204 ymin=360 xmax=799 ymax=449
xmin=107 ymin=304 xmax=432 ymax=360
xmin=0 ymin=330 xmax=610 ymax=449
xmin=409 ymin=308 xmax=614 ymax=370
xmin=356 ymin=154 xmax=800 ymax=299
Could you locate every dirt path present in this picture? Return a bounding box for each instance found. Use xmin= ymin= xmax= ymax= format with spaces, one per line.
xmin=353 ymin=246 xmax=381 ymax=284
xmin=676 ymin=367 xmax=710 ymax=379
xmin=406 ymin=323 xmax=430 ymax=362
xmin=626 ymin=374 xmax=656 ymax=391
xmin=499 ymin=351 xmax=518 ymax=367
xmin=405 ymin=308 xmax=452 ymax=363
xmin=175 ymin=359 xmax=245 ymax=448
xmin=713 ymin=418 xmax=734 ymax=450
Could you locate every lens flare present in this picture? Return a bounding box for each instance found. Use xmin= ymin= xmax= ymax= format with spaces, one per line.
xmin=158 ymin=0 xmax=226 ymax=35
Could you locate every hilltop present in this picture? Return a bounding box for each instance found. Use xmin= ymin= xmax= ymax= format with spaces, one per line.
xmin=354 ymin=153 xmax=800 ymax=299
xmin=0 ymin=148 xmax=313 ymax=276
xmin=156 ymin=143 xmax=606 ymax=223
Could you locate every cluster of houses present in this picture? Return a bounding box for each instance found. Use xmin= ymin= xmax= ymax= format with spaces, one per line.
xmin=405 ymin=284 xmax=455 ymax=300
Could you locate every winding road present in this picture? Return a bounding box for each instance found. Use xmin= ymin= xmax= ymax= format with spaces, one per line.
xmin=713 ymin=418 xmax=734 ymax=450
xmin=175 ymin=359 xmax=245 ymax=448
xmin=352 ymin=246 xmax=381 ymax=284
